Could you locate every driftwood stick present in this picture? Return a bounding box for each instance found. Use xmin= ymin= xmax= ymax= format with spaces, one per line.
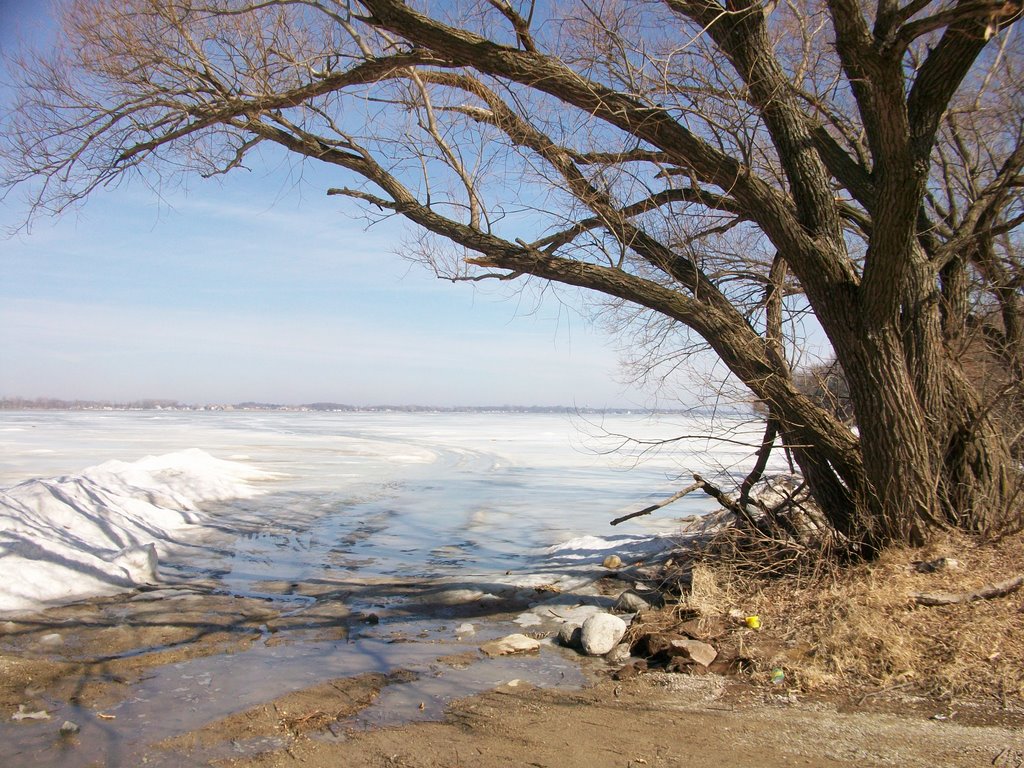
xmin=912 ymin=575 xmax=1024 ymax=606
xmin=610 ymin=482 xmax=702 ymax=526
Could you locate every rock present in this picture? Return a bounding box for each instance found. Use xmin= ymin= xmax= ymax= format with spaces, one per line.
xmin=59 ymin=721 xmax=80 ymax=736
xmin=612 ymin=589 xmax=661 ymax=613
xmin=602 ymin=555 xmax=623 ymax=569
xmin=39 ymin=633 xmax=64 ymax=647
xmin=557 ymin=622 xmax=582 ymax=649
xmin=639 ymin=632 xmax=718 ymax=667
xmin=580 ymin=613 xmax=627 ymax=656
xmin=479 ymin=634 xmax=541 ymax=658
xmin=455 ymin=622 xmax=475 ymax=636
xmin=606 ymin=642 xmax=632 ymax=664
xmin=670 ymin=638 xmax=718 ymax=668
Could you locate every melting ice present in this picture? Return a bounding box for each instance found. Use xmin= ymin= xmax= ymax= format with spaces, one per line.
xmin=0 ymin=410 xmax=784 ymax=615
xmin=0 ymin=410 xmax=790 ymax=767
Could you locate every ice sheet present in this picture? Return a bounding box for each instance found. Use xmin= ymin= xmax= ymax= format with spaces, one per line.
xmin=0 ymin=410 xmax=785 ymax=614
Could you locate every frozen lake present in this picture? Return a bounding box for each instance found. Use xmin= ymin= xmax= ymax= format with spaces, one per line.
xmin=0 ymin=410 xmax=778 ymax=607
xmin=0 ymin=409 xmax=780 ymax=766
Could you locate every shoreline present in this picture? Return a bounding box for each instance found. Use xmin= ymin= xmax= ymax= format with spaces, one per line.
xmin=3 ymin=579 xmax=1022 ymax=768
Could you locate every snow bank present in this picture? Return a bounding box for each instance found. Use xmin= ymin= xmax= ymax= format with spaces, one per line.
xmin=543 ymin=533 xmax=679 ymax=564
xmin=0 ymin=449 xmax=274 ymax=613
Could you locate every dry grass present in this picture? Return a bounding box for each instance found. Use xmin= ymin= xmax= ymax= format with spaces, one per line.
xmin=652 ymin=530 xmax=1024 ymax=706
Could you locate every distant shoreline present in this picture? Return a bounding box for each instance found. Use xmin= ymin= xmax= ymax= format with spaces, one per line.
xmin=0 ymin=398 xmax=727 ymax=416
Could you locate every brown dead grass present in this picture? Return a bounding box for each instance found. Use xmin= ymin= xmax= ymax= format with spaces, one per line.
xmin=658 ymin=530 xmax=1024 ymax=706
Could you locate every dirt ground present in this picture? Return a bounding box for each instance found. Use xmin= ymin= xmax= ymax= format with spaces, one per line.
xmin=2 ymin=586 xmax=1023 ymax=768
xmin=164 ymin=672 xmax=1024 ymax=768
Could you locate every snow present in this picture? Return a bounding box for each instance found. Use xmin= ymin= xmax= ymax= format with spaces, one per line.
xmin=543 ymin=532 xmax=679 ymax=564
xmin=0 ymin=410 xmax=792 ymax=618
xmin=0 ymin=449 xmax=274 ymax=613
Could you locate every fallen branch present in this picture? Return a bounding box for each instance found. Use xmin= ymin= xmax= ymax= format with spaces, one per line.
xmin=693 ymin=474 xmax=752 ymax=522
xmin=912 ymin=575 xmax=1024 ymax=606
xmin=610 ymin=482 xmax=701 ymax=526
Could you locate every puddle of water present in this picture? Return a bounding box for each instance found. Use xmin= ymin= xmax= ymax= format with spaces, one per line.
xmin=3 ymin=624 xmax=589 ymax=767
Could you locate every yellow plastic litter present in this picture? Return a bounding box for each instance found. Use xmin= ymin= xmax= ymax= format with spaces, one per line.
xmin=744 ymin=615 xmax=762 ymax=629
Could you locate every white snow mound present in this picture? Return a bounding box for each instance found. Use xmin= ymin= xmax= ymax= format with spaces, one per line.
xmin=0 ymin=449 xmax=274 ymax=613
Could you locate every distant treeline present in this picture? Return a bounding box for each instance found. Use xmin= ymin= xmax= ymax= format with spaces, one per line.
xmin=1 ymin=397 xmax=185 ymax=411
xmin=0 ymin=397 xmax=704 ymax=415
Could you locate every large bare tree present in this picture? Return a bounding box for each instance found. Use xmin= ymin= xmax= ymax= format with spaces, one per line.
xmin=3 ymin=0 xmax=1022 ymax=556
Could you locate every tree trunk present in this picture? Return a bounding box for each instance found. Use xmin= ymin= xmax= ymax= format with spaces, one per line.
xmin=939 ymin=368 xmax=1016 ymax=534
xmin=831 ymin=325 xmax=933 ymax=550
xmin=834 ymin=318 xmax=1017 ymax=551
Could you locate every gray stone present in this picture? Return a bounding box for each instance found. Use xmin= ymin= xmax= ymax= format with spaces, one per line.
xmin=612 ymin=589 xmax=661 ymax=613
xmin=59 ymin=720 xmax=80 ymax=736
xmin=580 ymin=613 xmax=627 ymax=656
xmin=479 ymin=634 xmax=541 ymax=658
xmin=605 ymin=642 xmax=632 ymax=664
xmin=557 ymin=622 xmax=582 ymax=649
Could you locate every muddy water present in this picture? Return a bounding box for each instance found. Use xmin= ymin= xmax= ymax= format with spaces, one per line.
xmin=0 ymin=410 xmax=774 ymax=766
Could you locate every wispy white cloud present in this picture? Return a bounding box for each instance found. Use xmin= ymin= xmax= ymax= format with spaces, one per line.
xmin=0 ymin=95 xmax=653 ymax=408
xmin=0 ymin=296 xmax=642 ymax=406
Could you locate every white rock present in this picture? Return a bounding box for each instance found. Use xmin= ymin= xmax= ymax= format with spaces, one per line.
xmin=455 ymin=622 xmax=475 ymax=636
xmin=479 ymin=633 xmax=541 ymax=658
xmin=580 ymin=613 xmax=627 ymax=656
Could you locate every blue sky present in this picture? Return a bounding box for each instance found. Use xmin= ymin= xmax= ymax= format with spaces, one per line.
xmin=0 ymin=2 xmax=666 ymax=408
